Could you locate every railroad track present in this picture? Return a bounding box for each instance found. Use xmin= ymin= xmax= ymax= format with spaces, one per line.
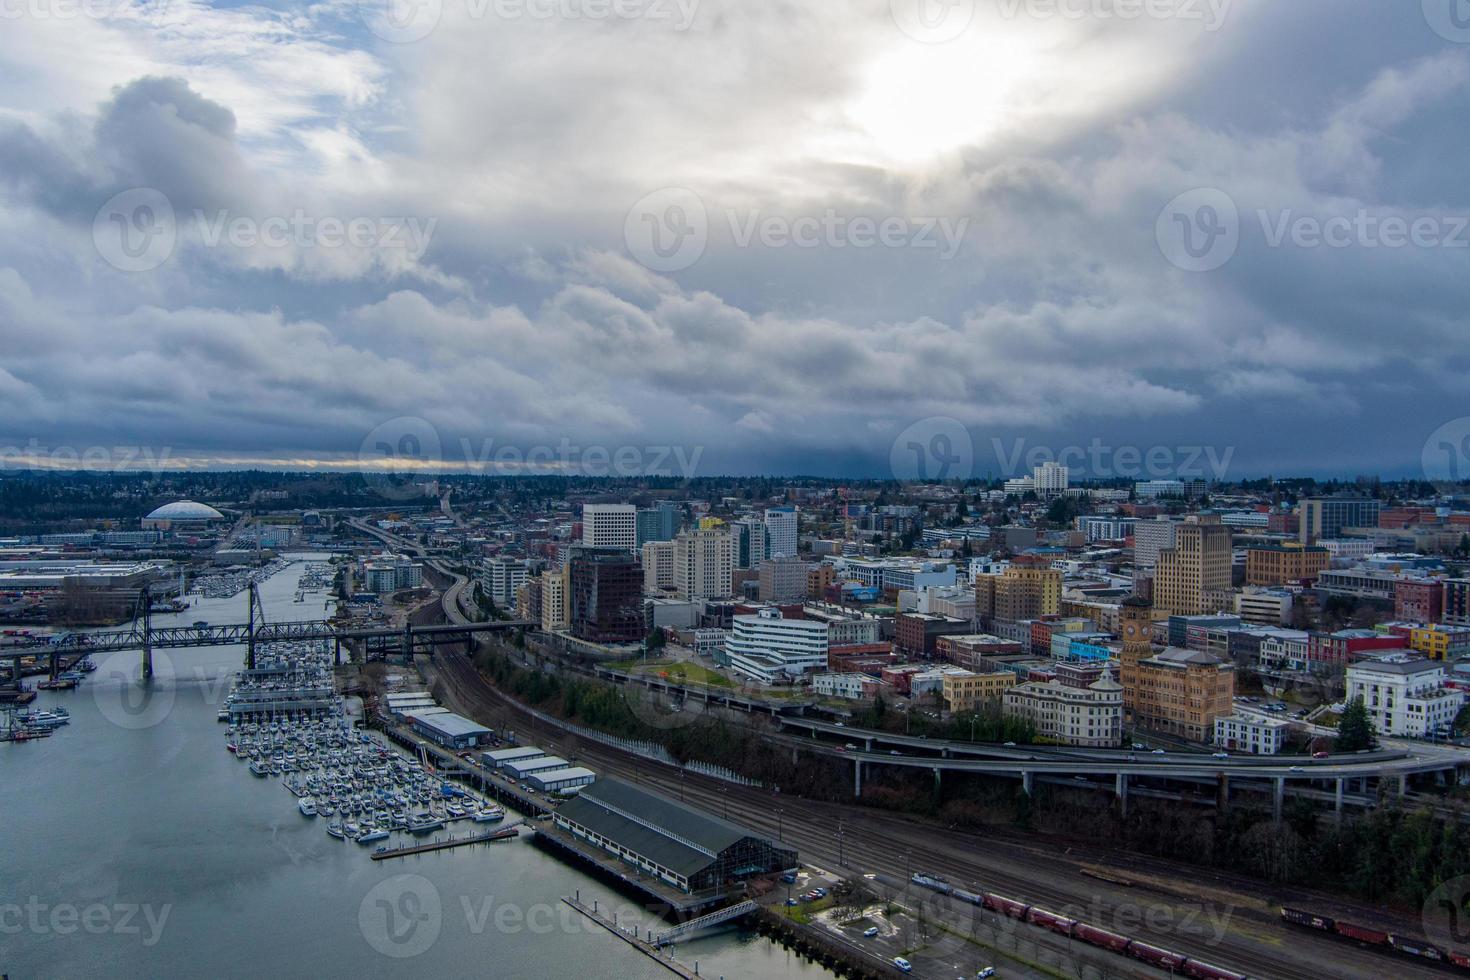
xmin=425 ymin=648 xmax=1448 ymax=980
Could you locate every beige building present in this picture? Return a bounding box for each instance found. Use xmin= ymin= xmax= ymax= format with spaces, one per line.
xmin=1245 ymin=544 xmax=1328 ymax=586
xmin=1153 ymin=516 xmax=1232 ymax=616
xmin=942 ymin=670 xmax=1018 ymax=713
xmin=1003 ymin=671 xmax=1124 ymax=747
xmin=977 ymin=556 xmax=1061 ymax=624
xmin=642 ymin=540 xmax=675 ymax=593
xmin=540 ymin=568 xmax=569 ymax=632
xmin=1118 ymin=597 xmax=1234 ymax=741
xmin=673 ymin=527 xmax=733 ymax=600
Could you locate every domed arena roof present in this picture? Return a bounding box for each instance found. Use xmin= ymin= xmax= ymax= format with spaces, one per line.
xmin=145 ymin=500 xmax=225 ymax=521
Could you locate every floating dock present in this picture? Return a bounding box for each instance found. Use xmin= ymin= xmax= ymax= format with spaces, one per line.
xmin=561 ymin=895 xmax=701 ymax=979
xmin=369 ymin=825 xmax=520 ymax=860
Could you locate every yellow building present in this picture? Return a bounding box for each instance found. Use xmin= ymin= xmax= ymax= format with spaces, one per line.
xmin=1409 ymin=625 xmax=1470 ymax=661
xmin=978 ymin=557 xmax=1061 ymax=624
xmin=1119 ymin=596 xmax=1235 ymax=741
xmin=1154 ymin=516 xmax=1233 ymax=616
xmin=540 ymin=568 xmax=569 ymax=632
xmin=1245 ymin=544 xmax=1329 ymax=586
xmin=942 ymin=670 xmax=1018 ymax=713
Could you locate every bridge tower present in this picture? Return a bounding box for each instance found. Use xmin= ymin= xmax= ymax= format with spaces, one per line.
xmin=246 ymin=581 xmax=263 ymax=670
xmin=140 ymin=584 xmax=154 ymax=679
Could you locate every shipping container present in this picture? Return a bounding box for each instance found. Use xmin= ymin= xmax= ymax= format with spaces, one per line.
xmin=1280 ymin=906 xmax=1334 ymax=931
xmin=1334 ymin=921 xmax=1391 ymax=946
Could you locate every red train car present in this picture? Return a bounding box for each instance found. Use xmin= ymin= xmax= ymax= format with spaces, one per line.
xmin=1450 ymin=950 xmax=1470 ymax=969
xmin=1182 ymin=958 xmax=1249 ymax=980
xmin=982 ymin=893 xmax=1029 ymax=919
xmin=1073 ymin=922 xmax=1131 ymax=952
xmin=1128 ymin=941 xmax=1189 ymax=970
xmin=1025 ymin=907 xmax=1077 ymax=936
xmin=1335 ymin=921 xmax=1391 ymax=946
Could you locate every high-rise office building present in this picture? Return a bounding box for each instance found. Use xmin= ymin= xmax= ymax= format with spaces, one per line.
xmin=1132 ymin=516 xmax=1179 ymax=573
xmin=976 ymin=555 xmax=1060 ymax=624
xmin=1154 ymin=516 xmax=1232 ymax=616
xmin=568 ymin=547 xmax=643 ymax=644
xmin=764 ymin=507 xmax=798 ymax=558
xmin=758 ymin=555 xmax=810 ymax=602
xmin=582 ymin=504 xmax=638 ymax=550
xmin=673 ymin=527 xmax=734 ymax=599
xmin=642 ymin=540 xmax=676 ymax=593
xmin=731 ymin=519 xmax=768 ymax=569
xmin=636 ymin=501 xmax=680 ymax=546
xmin=481 ymin=556 xmax=529 ymax=607
xmin=1299 ymin=497 xmax=1381 ymax=544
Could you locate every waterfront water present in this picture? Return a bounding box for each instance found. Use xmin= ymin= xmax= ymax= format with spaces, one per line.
xmin=4 ymin=556 xmax=833 ymax=979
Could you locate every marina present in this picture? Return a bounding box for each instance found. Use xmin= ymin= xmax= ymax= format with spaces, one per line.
xmin=223 ymin=639 xmax=510 ymax=849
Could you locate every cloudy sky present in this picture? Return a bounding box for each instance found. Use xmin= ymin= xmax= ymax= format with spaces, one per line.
xmin=1 ymin=0 xmax=1468 ymax=482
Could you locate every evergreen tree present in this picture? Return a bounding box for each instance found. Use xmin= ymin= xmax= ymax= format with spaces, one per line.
xmin=1337 ymin=696 xmax=1378 ymax=752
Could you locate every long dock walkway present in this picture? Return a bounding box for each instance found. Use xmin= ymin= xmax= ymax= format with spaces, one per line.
xmin=561 ymin=895 xmax=704 ymax=979
xmin=369 ymin=824 xmax=520 ymax=860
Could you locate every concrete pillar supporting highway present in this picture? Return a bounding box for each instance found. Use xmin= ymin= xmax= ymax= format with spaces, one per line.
xmin=854 ymin=759 xmax=862 ymax=798
xmin=933 ymin=767 xmax=941 ymax=792
xmin=1273 ymin=776 xmax=1285 ymax=824
xmin=1217 ymin=773 xmax=1229 ymax=809
xmin=48 ymin=650 xmax=58 ymax=680
xmin=1400 ymin=774 xmax=1410 ymax=797
xmin=1115 ymin=773 xmax=1129 ymax=817
xmin=1022 ymin=771 xmax=1034 ymax=796
xmin=1334 ymin=777 xmax=1344 ymax=825
xmin=791 ymin=746 xmax=799 ymax=765
xmin=865 ymin=737 xmax=872 ymax=752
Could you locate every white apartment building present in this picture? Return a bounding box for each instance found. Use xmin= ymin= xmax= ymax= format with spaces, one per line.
xmin=673 ymin=528 xmax=733 ymax=599
xmin=1346 ymin=657 xmax=1464 ymax=737
xmin=724 ymin=607 xmax=828 ymax=684
xmin=1257 ymin=628 xmax=1311 ymax=670
xmin=481 ymin=557 xmax=528 ymax=607
xmin=1213 ymin=714 xmax=1288 ymax=754
xmin=764 ymin=508 xmax=799 ymax=558
xmin=812 ymin=672 xmax=869 ymax=700
xmin=1002 ymin=671 xmax=1124 ymax=748
xmin=1132 ymin=517 xmax=1179 ymax=572
xmin=642 ymin=540 xmax=676 ymax=593
xmin=582 ymin=504 xmax=638 ymax=550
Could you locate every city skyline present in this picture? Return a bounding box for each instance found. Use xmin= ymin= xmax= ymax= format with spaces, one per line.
xmin=2 ymin=4 xmax=1469 ymax=478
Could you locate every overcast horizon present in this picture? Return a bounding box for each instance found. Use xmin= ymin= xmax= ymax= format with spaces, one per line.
xmin=3 ymin=1 xmax=1470 ymax=483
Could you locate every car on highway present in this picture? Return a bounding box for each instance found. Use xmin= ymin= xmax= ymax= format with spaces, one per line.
xmin=1289 ymin=766 xmax=1305 ymax=772
xmin=977 ymin=969 xmax=996 ymax=979
xmin=893 ymin=957 xmax=913 ymax=973
xmin=1151 ymin=748 xmax=1166 ymax=755
xmin=863 ymin=926 xmax=879 ymax=938
xmin=1313 ymin=751 xmax=1330 ymax=759
xmin=1212 ymin=751 xmax=1229 ymax=759
xmin=1131 ymin=742 xmax=1146 ymax=750
xmin=1003 ymin=741 xmax=1016 ymax=747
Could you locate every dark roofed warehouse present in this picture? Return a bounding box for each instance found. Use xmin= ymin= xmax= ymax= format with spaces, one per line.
xmin=552 ymin=778 xmax=797 ymax=894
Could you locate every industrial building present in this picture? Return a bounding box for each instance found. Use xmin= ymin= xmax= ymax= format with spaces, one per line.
xmin=527 ymin=766 xmax=597 ymax=794
xmin=503 ymin=755 xmax=571 ymax=779
xmin=408 ymin=711 xmax=492 ymax=749
xmin=552 ymin=778 xmax=797 ymax=894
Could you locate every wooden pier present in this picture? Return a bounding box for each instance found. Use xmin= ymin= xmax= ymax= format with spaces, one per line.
xmin=369 ymin=824 xmax=520 ymax=860
xmin=561 ymin=895 xmax=703 ymax=979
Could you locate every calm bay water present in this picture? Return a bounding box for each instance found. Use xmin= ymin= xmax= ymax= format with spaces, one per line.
xmin=3 ymin=555 xmax=832 ymax=979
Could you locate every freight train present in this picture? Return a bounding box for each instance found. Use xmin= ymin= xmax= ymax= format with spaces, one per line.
xmin=909 ymin=874 xmax=1248 ymax=979
xmin=1281 ymin=906 xmax=1470 ymax=970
